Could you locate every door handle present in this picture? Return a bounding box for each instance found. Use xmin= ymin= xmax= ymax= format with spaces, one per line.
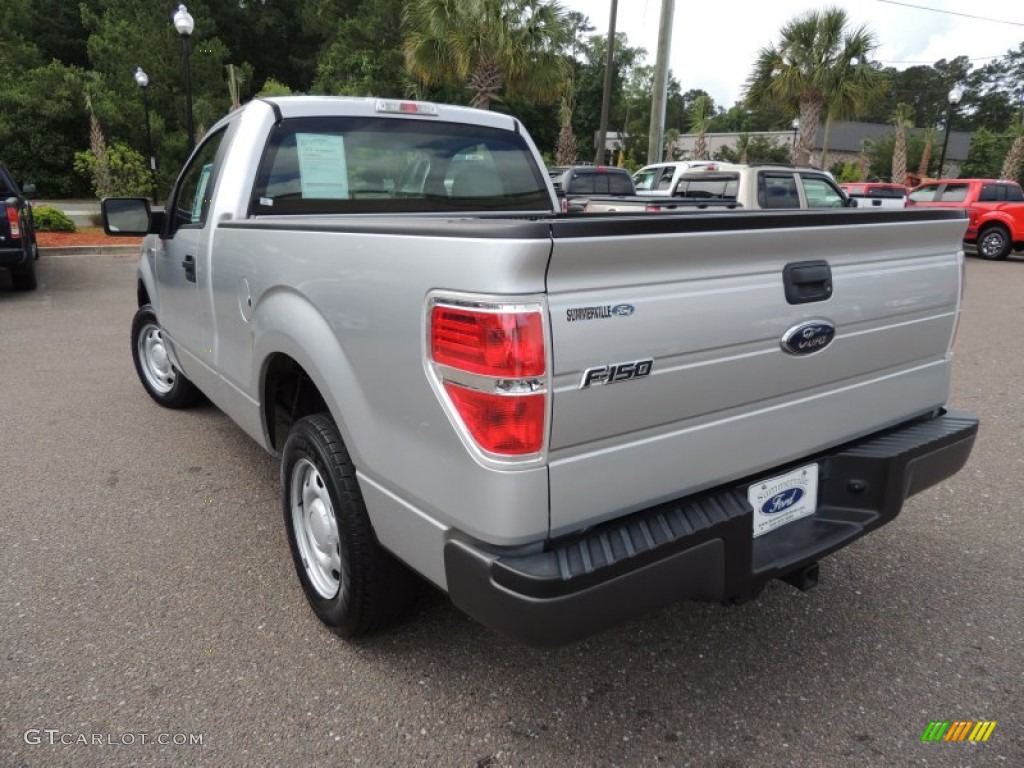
xmin=783 ymin=260 xmax=832 ymax=304
xmin=181 ymin=254 xmax=196 ymax=283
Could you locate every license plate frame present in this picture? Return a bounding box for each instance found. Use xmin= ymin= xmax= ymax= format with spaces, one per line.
xmin=748 ymin=463 xmax=819 ymax=538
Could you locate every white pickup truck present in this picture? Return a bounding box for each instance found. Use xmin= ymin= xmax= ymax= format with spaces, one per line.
xmin=103 ymin=96 xmax=978 ymax=646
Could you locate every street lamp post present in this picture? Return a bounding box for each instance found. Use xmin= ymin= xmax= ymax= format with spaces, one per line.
xmin=134 ymin=67 xmax=158 ymax=205
xmin=173 ymin=4 xmax=196 ymax=155
xmin=937 ymin=87 xmax=964 ymax=177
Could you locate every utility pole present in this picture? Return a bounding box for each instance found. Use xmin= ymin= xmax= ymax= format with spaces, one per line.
xmin=594 ymin=0 xmax=618 ymax=165
xmin=648 ymin=0 xmax=675 ymax=165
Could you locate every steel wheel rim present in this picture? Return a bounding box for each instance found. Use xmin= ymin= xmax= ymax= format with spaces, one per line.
xmin=980 ymin=232 xmax=1005 ymax=257
xmin=290 ymin=458 xmax=342 ymax=599
xmin=138 ymin=322 xmax=176 ymax=394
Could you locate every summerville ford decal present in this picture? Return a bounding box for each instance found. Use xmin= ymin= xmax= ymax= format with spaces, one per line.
xmin=781 ymin=319 xmax=836 ymax=355
xmin=566 ymin=303 xmax=635 ymax=322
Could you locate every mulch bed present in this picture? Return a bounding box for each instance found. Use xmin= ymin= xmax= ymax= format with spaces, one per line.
xmin=37 ymin=228 xmax=143 ymax=248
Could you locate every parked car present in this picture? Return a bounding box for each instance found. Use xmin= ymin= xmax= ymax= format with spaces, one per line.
xmin=906 ymin=178 xmax=1024 ymax=259
xmin=638 ymin=164 xmax=855 ymax=212
xmin=552 ymin=165 xmax=635 ymax=211
xmin=101 ymin=95 xmax=976 ymax=646
xmin=632 ymin=161 xmax=728 ymax=196
xmin=0 ymin=162 xmax=38 ymax=291
xmin=839 ymin=182 xmax=907 ymax=208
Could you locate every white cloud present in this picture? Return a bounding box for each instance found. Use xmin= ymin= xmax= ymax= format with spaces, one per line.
xmin=560 ymin=0 xmax=1024 ymax=108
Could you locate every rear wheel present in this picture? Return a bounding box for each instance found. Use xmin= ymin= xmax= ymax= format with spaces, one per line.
xmin=977 ymin=225 xmax=1011 ymax=260
xmin=282 ymin=413 xmax=419 ymax=637
xmin=130 ymin=304 xmax=201 ymax=408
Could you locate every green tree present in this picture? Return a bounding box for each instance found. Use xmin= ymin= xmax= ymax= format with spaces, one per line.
xmin=403 ymin=0 xmax=572 ymax=110
xmin=313 ymin=0 xmax=407 ymax=97
xmin=0 ymin=62 xmax=91 ymax=196
xmin=714 ymin=135 xmax=791 ymax=165
xmin=960 ymin=128 xmax=1013 ymax=178
xmin=744 ymin=6 xmax=886 ymax=166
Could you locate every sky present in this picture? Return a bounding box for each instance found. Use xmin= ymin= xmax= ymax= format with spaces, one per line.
xmin=559 ymin=0 xmax=1024 ymax=109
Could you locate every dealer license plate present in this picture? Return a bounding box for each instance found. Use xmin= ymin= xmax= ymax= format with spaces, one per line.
xmin=748 ymin=463 xmax=819 ymax=538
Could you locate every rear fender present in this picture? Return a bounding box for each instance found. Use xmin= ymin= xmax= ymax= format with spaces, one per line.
xmin=252 ymin=288 xmax=363 ymax=462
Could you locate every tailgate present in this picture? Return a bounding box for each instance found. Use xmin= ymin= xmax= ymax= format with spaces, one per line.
xmin=545 ymin=209 xmax=968 ymax=537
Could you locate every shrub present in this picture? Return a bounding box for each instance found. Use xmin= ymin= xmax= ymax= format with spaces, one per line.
xmin=32 ymin=205 xmax=76 ymax=232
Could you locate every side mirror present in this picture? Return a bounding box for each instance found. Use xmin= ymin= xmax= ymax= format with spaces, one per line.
xmin=102 ymin=197 xmax=151 ymax=236
xmin=21 ymin=182 xmax=36 ymax=195
xmin=846 ymin=197 xmax=858 ymax=208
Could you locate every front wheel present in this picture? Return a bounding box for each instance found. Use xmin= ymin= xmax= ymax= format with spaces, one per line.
xmin=977 ymin=225 xmax=1011 ymax=260
xmin=282 ymin=414 xmax=419 ymax=637
xmin=130 ymin=304 xmax=201 ymax=408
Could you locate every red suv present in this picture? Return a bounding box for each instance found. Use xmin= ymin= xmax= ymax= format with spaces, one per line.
xmin=906 ymin=178 xmax=1024 ymax=259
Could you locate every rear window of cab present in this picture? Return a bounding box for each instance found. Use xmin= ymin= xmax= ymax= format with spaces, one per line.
xmin=249 ymin=116 xmax=550 ymax=215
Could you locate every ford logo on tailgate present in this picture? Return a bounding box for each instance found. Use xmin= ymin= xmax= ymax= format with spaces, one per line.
xmin=781 ymin=320 xmax=836 ymax=355
xmin=761 ymin=487 xmax=805 ymax=515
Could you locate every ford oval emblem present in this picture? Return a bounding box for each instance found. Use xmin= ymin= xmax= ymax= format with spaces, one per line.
xmin=781 ymin=320 xmax=836 ymax=355
xmin=760 ymin=488 xmax=805 ymax=515
xmin=610 ymin=303 xmax=635 ymax=317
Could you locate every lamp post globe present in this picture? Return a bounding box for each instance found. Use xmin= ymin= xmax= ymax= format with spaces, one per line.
xmin=173 ymin=4 xmax=196 ymax=154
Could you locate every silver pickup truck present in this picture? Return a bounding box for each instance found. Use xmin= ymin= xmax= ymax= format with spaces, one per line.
xmin=103 ymin=96 xmax=978 ymax=646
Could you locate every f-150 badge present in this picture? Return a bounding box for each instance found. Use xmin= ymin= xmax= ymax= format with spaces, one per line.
xmin=580 ymin=359 xmax=653 ymax=388
xmin=781 ymin=320 xmax=836 ymax=355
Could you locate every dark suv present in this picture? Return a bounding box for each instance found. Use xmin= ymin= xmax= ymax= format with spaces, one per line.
xmin=1 ymin=162 xmax=38 ymax=291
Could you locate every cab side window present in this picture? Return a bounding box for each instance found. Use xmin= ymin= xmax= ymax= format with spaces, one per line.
xmin=759 ymin=173 xmax=800 ymax=209
xmin=169 ymin=129 xmax=228 ymax=236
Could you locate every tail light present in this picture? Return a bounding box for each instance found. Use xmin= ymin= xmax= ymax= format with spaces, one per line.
xmin=645 ymin=204 xmax=663 ymax=212
xmin=428 ymin=297 xmax=548 ymax=460
xmin=5 ymin=206 xmax=20 ymax=238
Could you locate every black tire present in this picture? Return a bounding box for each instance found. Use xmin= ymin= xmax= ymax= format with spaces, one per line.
xmin=130 ymin=304 xmax=201 ymax=408
xmin=282 ymin=413 xmax=419 ymax=637
xmin=10 ymin=252 xmax=37 ymax=291
xmin=977 ymin=225 xmax=1011 ymax=260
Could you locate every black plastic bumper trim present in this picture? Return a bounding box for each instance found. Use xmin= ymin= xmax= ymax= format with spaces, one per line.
xmin=444 ymin=410 xmax=978 ymax=647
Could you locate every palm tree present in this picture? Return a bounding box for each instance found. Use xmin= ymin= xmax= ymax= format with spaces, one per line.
xmin=744 ymin=7 xmax=886 ymax=166
xmin=690 ymin=94 xmax=713 ymax=160
xmin=917 ymin=126 xmax=936 ymax=179
xmin=555 ymin=89 xmax=576 ymax=165
xmin=1001 ymin=125 xmax=1024 ymax=183
xmin=403 ymin=0 xmax=571 ymax=110
xmin=890 ymin=103 xmax=914 ymax=186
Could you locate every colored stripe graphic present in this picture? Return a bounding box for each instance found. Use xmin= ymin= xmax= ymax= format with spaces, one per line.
xmin=945 ymin=721 xmax=972 ymax=741
xmin=921 ymin=722 xmax=949 ymax=741
xmin=974 ymin=722 xmax=997 ymax=742
xmin=921 ymin=720 xmax=996 ymax=742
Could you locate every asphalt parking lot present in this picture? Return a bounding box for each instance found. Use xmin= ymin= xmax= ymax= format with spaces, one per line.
xmin=1 ymin=251 xmax=1021 ymax=767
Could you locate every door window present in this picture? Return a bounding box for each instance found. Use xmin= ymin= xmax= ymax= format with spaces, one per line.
xmin=800 ymin=175 xmax=845 ymax=208
xmin=169 ymin=129 xmax=228 ymax=236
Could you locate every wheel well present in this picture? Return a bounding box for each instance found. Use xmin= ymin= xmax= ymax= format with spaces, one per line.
xmin=263 ymin=354 xmax=329 ymax=451
xmin=138 ymin=281 xmax=151 ymax=308
xmin=979 ymin=222 xmax=1009 ymax=235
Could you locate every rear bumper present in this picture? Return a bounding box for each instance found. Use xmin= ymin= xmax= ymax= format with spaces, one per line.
xmin=445 ymin=410 xmax=978 ymax=646
xmin=0 ymin=242 xmax=29 ymax=268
